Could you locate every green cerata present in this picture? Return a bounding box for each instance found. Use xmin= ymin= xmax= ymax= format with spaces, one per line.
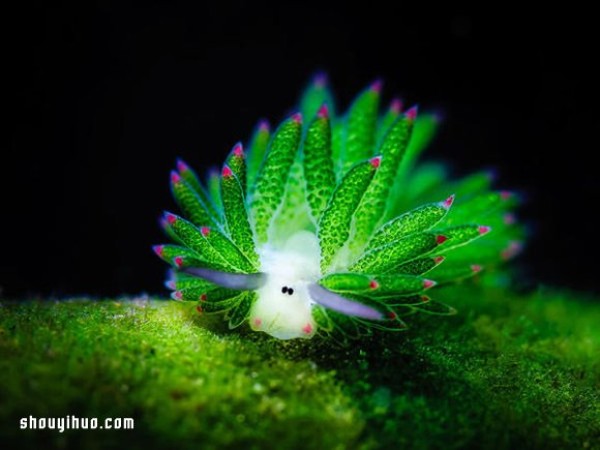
xmin=153 ymin=74 xmax=524 ymax=340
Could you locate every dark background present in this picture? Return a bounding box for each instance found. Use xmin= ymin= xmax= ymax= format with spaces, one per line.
xmin=4 ymin=2 xmax=598 ymax=298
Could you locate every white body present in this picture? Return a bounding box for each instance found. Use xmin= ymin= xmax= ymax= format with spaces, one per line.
xmin=249 ymin=231 xmax=321 ymax=339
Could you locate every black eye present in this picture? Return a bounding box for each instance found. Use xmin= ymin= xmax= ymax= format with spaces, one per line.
xmin=288 ymin=288 xmax=294 ymax=295
xmin=281 ymin=286 xmax=288 ymax=294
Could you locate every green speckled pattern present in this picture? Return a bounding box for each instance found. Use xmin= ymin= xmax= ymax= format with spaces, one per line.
xmin=318 ymin=158 xmax=378 ymax=272
xmin=220 ymin=169 xmax=258 ymax=266
xmin=303 ymin=113 xmax=335 ymax=222
xmin=250 ymin=116 xmax=302 ymax=244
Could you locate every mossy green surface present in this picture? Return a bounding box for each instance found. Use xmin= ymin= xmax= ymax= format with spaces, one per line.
xmin=1 ymin=287 xmax=599 ymax=449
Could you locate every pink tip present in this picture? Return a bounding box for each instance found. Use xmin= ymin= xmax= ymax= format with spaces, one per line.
xmin=253 ymin=317 xmax=262 ymax=327
xmin=370 ymin=78 xmax=383 ymax=93
xmin=433 ymin=256 xmax=445 ymax=264
xmin=369 ymin=280 xmax=379 ymax=290
xmin=436 ymin=235 xmax=448 ymax=245
xmin=176 ymin=159 xmax=189 ymax=173
xmin=222 ymin=165 xmax=233 ymax=178
xmin=152 ymin=245 xmax=164 ymax=257
xmin=405 ymin=105 xmax=419 ymax=121
xmin=173 ymin=256 xmax=184 ymax=268
xmin=390 ymin=98 xmax=403 ymax=114
xmin=232 ymin=143 xmax=244 ymax=157
xmin=172 ymin=291 xmax=183 ymax=301
xmin=478 ymin=225 xmax=492 ymax=235
xmin=302 ymin=323 xmax=313 ymax=335
xmin=291 ymin=112 xmax=302 ymax=124
xmin=500 ymin=190 xmax=513 ymax=200
xmin=170 ymin=170 xmax=181 ymax=184
xmin=313 ymin=72 xmax=328 ymax=87
xmin=165 ymin=213 xmax=177 ymax=225
xmin=258 ymin=119 xmax=270 ymax=132
xmin=471 ymin=264 xmax=483 ymax=273
xmin=317 ymin=103 xmax=329 ymax=118
xmin=501 ymin=241 xmax=523 ymax=260
xmin=423 ymin=279 xmax=436 ymax=290
xmin=504 ymin=213 xmax=516 ymax=225
xmin=165 ymin=280 xmax=176 ymax=290
xmin=200 ymin=226 xmax=210 ymax=237
xmin=200 ymin=294 xmax=207 ymax=302
xmin=370 ymin=156 xmax=382 ymax=168
xmin=441 ymin=194 xmax=455 ymax=209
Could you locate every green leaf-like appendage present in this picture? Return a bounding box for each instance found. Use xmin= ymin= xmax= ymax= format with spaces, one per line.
xmin=303 ymin=106 xmax=335 ymax=222
xmin=340 ymin=82 xmax=381 ymax=174
xmin=220 ymin=164 xmax=259 ymax=266
xmin=351 ymin=111 xmax=415 ymax=252
xmin=250 ymin=114 xmax=302 ymax=244
xmin=246 ymin=121 xmax=270 ymax=189
xmin=154 ymin=75 xmax=524 ymax=341
xmin=171 ymin=171 xmax=218 ymax=229
xmin=300 ymin=73 xmax=336 ymax=121
xmin=318 ymin=156 xmax=381 ymax=272
xmin=351 ymin=232 xmax=442 ymax=273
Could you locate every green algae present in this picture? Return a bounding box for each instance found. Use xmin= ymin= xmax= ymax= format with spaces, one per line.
xmin=0 ymin=286 xmax=598 ymax=449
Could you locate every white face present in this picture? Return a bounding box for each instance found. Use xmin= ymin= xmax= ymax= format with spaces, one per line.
xmin=249 ymin=231 xmax=321 ymax=339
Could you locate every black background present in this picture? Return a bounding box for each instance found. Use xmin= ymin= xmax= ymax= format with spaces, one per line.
xmin=4 ymin=2 xmax=598 ymax=298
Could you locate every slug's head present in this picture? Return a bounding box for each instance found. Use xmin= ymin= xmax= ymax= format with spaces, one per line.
xmin=249 ymin=278 xmax=316 ymax=339
xmin=249 ymin=231 xmax=320 ymax=340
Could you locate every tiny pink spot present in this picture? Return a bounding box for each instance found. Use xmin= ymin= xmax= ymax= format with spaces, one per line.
xmin=500 ymin=190 xmax=513 ymax=200
xmin=233 ymin=143 xmax=244 ymax=157
xmin=317 ymin=103 xmax=329 ymax=118
xmin=442 ymin=194 xmax=455 ymax=209
xmin=504 ymin=213 xmax=516 ymax=225
xmin=471 ymin=264 xmax=483 ymax=273
xmin=478 ymin=225 xmax=492 ymax=235
xmin=153 ymin=245 xmax=164 ymax=257
xmin=176 ymin=159 xmax=189 ymax=173
xmin=170 ymin=170 xmax=181 ymax=184
xmin=302 ymin=323 xmax=313 ymax=335
xmin=390 ymin=98 xmax=403 ymax=114
xmin=172 ymin=291 xmax=183 ymax=300
xmin=201 ymin=227 xmax=210 ymax=237
xmin=222 ymin=165 xmax=233 ymax=178
xmin=258 ymin=119 xmax=270 ymax=132
xmin=370 ymin=156 xmax=382 ymax=168
xmin=370 ymin=78 xmax=383 ymax=93
xmin=423 ymin=279 xmax=436 ymax=290
xmin=174 ymin=256 xmax=184 ymax=268
xmin=165 ymin=213 xmax=177 ymax=225
xmin=369 ymin=280 xmax=379 ymax=290
xmin=313 ymin=72 xmax=327 ymax=87
xmin=405 ymin=105 xmax=418 ymax=121
xmin=166 ymin=280 xmax=176 ymax=290
xmin=501 ymin=241 xmax=523 ymax=260
xmin=436 ymin=235 xmax=448 ymax=245
xmin=433 ymin=256 xmax=445 ymax=264
xmin=254 ymin=318 xmax=262 ymax=327
xmin=200 ymin=294 xmax=207 ymax=302
xmin=291 ymin=112 xmax=302 ymax=124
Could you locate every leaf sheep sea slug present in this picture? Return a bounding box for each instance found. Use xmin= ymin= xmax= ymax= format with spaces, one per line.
xmin=153 ymin=74 xmax=524 ymax=340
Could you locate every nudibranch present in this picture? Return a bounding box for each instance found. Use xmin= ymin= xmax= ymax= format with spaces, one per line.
xmin=153 ymin=75 xmax=523 ymax=340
